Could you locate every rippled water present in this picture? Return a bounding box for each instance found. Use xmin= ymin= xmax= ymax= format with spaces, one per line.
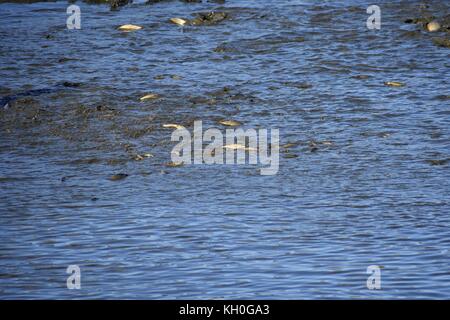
xmin=0 ymin=0 xmax=449 ymax=299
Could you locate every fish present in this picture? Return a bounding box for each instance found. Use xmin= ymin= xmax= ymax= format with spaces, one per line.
xmin=218 ymin=119 xmax=242 ymax=127
xmin=384 ymin=81 xmax=405 ymax=87
xmin=118 ymin=24 xmax=142 ymax=31
xmin=140 ymin=93 xmax=159 ymax=101
xmin=170 ymin=18 xmax=187 ymax=26
xmin=163 ymin=124 xmax=185 ymax=130
xmin=223 ymin=144 xmax=257 ymax=151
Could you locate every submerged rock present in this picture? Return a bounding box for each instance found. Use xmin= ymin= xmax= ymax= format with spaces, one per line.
xmin=426 ymin=159 xmax=448 ymax=166
xmin=190 ymin=11 xmax=228 ymax=25
xmin=169 ymin=12 xmax=228 ymax=26
xmin=62 ymin=81 xmax=82 ymax=88
xmin=404 ymin=16 xmax=435 ymax=25
xmin=352 ymin=75 xmax=370 ymax=80
xmin=404 ymin=14 xmax=450 ymax=33
xmin=433 ymin=37 xmax=450 ymax=48
xmin=140 ymin=93 xmax=160 ymax=101
xmin=109 ymin=173 xmax=129 ymax=181
xmin=283 ymin=81 xmax=313 ymax=89
xmin=434 ymin=94 xmax=450 ymax=100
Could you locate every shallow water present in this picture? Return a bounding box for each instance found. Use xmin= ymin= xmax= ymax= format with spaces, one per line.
xmin=0 ymin=0 xmax=449 ymax=299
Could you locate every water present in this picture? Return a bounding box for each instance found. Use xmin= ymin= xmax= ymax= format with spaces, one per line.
xmin=0 ymin=0 xmax=449 ymax=299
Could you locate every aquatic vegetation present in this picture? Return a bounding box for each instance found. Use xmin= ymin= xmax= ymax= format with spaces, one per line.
xmin=426 ymin=159 xmax=449 ymax=166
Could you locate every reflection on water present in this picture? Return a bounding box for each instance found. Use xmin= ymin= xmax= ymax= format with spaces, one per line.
xmin=0 ymin=0 xmax=449 ymax=299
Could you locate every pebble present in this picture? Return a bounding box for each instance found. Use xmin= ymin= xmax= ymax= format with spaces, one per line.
xmin=433 ymin=38 xmax=450 ymax=48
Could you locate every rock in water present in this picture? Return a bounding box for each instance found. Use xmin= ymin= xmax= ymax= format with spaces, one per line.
xmin=109 ymin=173 xmax=129 ymax=181
xmin=433 ymin=37 xmax=450 ymax=48
xmin=110 ymin=0 xmax=131 ymax=10
xmin=190 ymin=11 xmax=228 ymax=26
xmin=218 ymin=119 xmax=242 ymax=127
xmin=426 ymin=159 xmax=448 ymax=166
